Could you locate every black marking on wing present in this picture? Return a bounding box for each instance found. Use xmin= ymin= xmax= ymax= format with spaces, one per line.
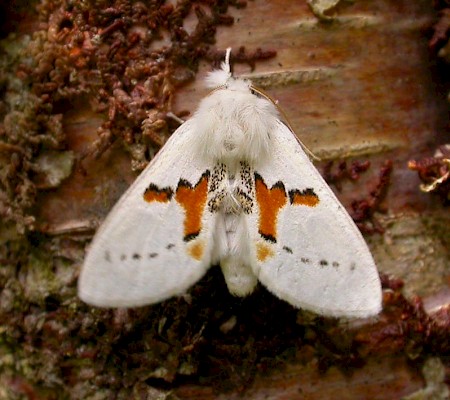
xmin=184 ymin=233 xmax=199 ymax=242
xmin=260 ymin=233 xmax=276 ymax=243
xmin=209 ymin=164 xmax=226 ymax=192
xmin=208 ymin=190 xmax=226 ymax=212
xmin=283 ymin=246 xmax=293 ymax=254
xmin=240 ymin=161 xmax=253 ymax=190
xmin=272 ymin=180 xmax=286 ymax=190
xmin=235 ymin=188 xmax=254 ymax=213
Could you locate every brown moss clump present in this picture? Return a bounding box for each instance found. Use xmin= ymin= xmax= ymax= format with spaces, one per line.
xmin=408 ymin=145 xmax=450 ymax=203
xmin=322 ymin=159 xmax=392 ymax=233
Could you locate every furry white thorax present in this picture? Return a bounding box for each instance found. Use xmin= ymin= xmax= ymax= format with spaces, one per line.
xmin=193 ymin=54 xmax=278 ymax=171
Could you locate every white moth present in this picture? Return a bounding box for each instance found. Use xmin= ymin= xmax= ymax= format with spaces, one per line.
xmin=78 ymin=49 xmax=382 ymax=318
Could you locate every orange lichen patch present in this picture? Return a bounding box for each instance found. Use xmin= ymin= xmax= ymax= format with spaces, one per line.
xmin=255 ymin=173 xmax=287 ymax=243
xmin=256 ymin=242 xmax=274 ymax=262
xmin=188 ymin=241 xmax=205 ymax=261
xmin=289 ymin=189 xmax=319 ymax=207
xmin=175 ymin=171 xmax=210 ymax=241
xmin=143 ymin=184 xmax=173 ymax=203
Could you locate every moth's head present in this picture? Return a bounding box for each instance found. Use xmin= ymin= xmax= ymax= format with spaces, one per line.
xmin=193 ymin=48 xmax=278 ymax=166
xmin=204 ymin=48 xmax=233 ymax=88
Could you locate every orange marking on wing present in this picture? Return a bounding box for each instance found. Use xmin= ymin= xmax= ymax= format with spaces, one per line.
xmin=143 ymin=185 xmax=173 ymax=203
xmin=289 ymin=189 xmax=319 ymax=207
xmin=175 ymin=171 xmax=210 ymax=241
xmin=188 ymin=241 xmax=204 ymax=261
xmin=256 ymin=242 xmax=274 ymax=262
xmin=254 ymin=173 xmax=287 ymax=243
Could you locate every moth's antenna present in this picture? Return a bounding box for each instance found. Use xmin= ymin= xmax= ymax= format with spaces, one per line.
xmin=222 ymin=47 xmax=232 ymax=74
xmin=251 ymin=85 xmax=321 ymax=162
xmin=206 ymin=48 xmax=232 ymax=92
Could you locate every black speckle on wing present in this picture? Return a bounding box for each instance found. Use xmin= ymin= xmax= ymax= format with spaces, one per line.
xmin=282 ymin=246 xmax=293 ymax=254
